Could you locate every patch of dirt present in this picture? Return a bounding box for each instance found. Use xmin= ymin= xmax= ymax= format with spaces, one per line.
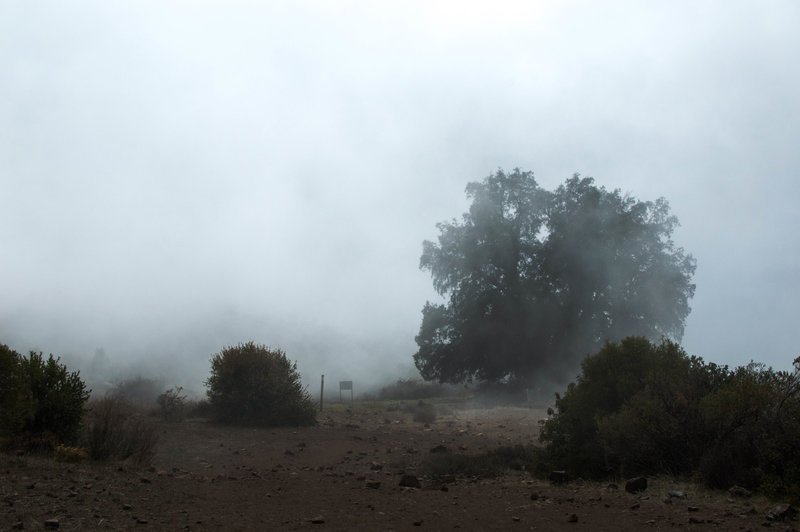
xmin=1 ymin=404 xmax=794 ymax=530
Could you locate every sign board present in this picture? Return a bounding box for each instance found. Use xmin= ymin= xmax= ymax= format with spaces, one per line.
xmin=339 ymin=380 xmax=353 ymax=401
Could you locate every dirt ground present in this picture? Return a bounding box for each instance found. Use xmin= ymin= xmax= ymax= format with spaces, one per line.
xmin=1 ymin=402 xmax=796 ymax=531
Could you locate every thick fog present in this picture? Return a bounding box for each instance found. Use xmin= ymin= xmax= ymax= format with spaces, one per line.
xmin=2 ymin=1 xmax=799 ymax=395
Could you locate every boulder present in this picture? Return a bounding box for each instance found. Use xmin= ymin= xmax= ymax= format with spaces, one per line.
xmin=625 ymin=477 xmax=647 ymax=493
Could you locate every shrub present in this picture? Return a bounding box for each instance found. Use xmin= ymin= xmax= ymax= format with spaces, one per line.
xmin=157 ymin=386 xmax=187 ymax=422
xmin=376 ymin=379 xmax=446 ymax=401
xmin=108 ymin=376 xmax=164 ymax=407
xmin=205 ymin=342 xmax=316 ymax=427
xmin=54 ymin=444 xmax=88 ymax=462
xmin=404 ymin=400 xmax=437 ymax=423
xmin=423 ymin=445 xmax=540 ymax=479
xmin=539 ymin=337 xmax=800 ymax=498
xmin=83 ymin=397 xmax=158 ymax=465
xmin=0 ymin=345 xmax=90 ymax=447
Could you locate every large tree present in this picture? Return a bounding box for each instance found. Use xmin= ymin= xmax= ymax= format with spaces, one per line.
xmin=414 ymin=169 xmax=696 ymax=385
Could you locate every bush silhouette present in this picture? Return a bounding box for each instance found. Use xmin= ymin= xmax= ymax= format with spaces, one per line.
xmin=539 ymin=337 xmax=800 ymax=498
xmin=83 ymin=396 xmax=158 ymax=464
xmin=0 ymin=345 xmax=90 ymax=447
xmin=205 ymin=342 xmax=316 ymax=427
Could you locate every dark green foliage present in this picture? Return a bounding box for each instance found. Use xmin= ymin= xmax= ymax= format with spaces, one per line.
xmin=205 ymin=341 xmax=316 ymax=427
xmin=0 ymin=344 xmax=31 ymax=437
xmin=423 ymin=445 xmax=540 ymax=479
xmin=157 ymin=386 xmax=187 ymax=422
xmin=0 ymin=345 xmax=90 ymax=446
xmin=377 ymin=379 xmax=446 ymax=400
xmin=83 ymin=397 xmax=158 ymax=464
xmin=539 ymin=338 xmax=800 ymax=498
xmin=415 ymin=169 xmax=696 ymax=385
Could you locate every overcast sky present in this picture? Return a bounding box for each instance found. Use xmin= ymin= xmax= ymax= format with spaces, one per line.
xmin=2 ymin=1 xmax=798 ymax=392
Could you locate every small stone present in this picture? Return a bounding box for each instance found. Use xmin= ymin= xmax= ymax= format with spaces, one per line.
xmin=310 ymin=515 xmax=325 ymax=524
xmin=11 ymin=522 xmax=23 ymax=530
xmin=625 ymin=477 xmax=647 ymax=493
xmin=430 ymin=445 xmax=448 ymax=453
xmin=123 ymin=504 xmax=132 ymax=510
xmin=44 ymin=519 xmax=59 ymax=530
xmin=568 ymin=514 xmax=578 ymax=523
xmin=668 ymin=490 xmax=686 ymax=498
xmin=549 ymin=470 xmax=568 ymax=484
xmin=413 ymin=521 xmax=422 ymax=526
xmin=136 ymin=519 xmax=148 ymax=525
xmin=688 ymin=506 xmax=700 ymax=512
xmin=366 ymin=481 xmax=381 ymax=489
xmin=512 ymin=516 xmax=520 ymax=522
xmin=630 ymin=503 xmax=640 ymax=510
xmin=688 ymin=516 xmax=705 ymax=524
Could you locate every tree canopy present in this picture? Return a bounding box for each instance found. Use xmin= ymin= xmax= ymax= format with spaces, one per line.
xmin=414 ymin=169 xmax=696 ymax=385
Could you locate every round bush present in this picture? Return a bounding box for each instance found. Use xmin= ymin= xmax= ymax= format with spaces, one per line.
xmin=205 ymin=342 xmax=316 ymax=427
xmin=0 ymin=345 xmax=90 ymax=446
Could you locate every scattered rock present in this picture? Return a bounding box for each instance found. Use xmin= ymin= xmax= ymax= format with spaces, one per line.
xmin=512 ymin=516 xmax=520 ymax=522
xmin=44 ymin=519 xmax=59 ymax=530
xmin=310 ymin=515 xmax=325 ymax=524
xmin=630 ymin=503 xmax=640 ymax=510
xmin=625 ymin=477 xmax=647 ymax=493
xmin=688 ymin=506 xmax=700 ymax=512
xmin=370 ymin=462 xmax=383 ymax=471
xmin=136 ymin=518 xmax=148 ymax=525
xmin=549 ymin=470 xmax=568 ymax=484
xmin=766 ymin=504 xmax=797 ymax=522
xmin=400 ymin=474 xmax=422 ymax=488
xmin=688 ymin=516 xmax=705 ymax=524
xmin=430 ymin=445 xmax=448 ymax=453
xmin=11 ymin=522 xmax=23 ymax=530
xmin=284 ymin=450 xmax=294 ymax=456
xmin=668 ymin=490 xmax=686 ymax=499
xmin=568 ymin=513 xmax=578 ymax=523
xmin=123 ymin=504 xmax=132 ymax=510
xmin=606 ymin=483 xmax=619 ymax=490
xmin=413 ymin=521 xmax=422 ymax=526
xmin=366 ymin=481 xmax=381 ymax=489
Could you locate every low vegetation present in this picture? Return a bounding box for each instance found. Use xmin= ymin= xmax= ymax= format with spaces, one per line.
xmin=423 ymin=444 xmax=539 ymax=480
xmin=374 ymin=379 xmax=447 ymax=401
xmin=157 ymin=385 xmax=187 ymax=422
xmin=0 ymin=344 xmax=90 ymax=449
xmin=538 ymin=337 xmax=800 ymax=499
xmin=205 ymin=341 xmax=316 ymax=427
xmin=83 ymin=396 xmax=158 ymax=464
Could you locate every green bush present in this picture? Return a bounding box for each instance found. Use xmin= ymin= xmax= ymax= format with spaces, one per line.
xmin=205 ymin=342 xmax=316 ymax=427
xmin=539 ymin=337 xmax=800 ymax=498
xmin=0 ymin=345 xmax=90 ymax=447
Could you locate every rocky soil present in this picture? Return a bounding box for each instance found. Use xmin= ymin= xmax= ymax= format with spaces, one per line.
xmin=1 ymin=403 xmax=797 ymax=530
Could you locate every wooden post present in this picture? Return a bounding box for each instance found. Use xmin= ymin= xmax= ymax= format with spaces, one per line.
xmin=320 ymin=375 xmax=325 ymax=412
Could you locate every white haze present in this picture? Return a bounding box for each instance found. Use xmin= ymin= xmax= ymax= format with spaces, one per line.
xmin=2 ymin=1 xmax=799 ymax=395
